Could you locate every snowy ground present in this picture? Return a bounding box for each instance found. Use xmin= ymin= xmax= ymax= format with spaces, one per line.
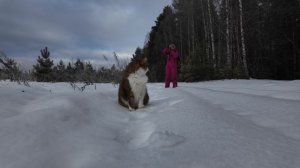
xmin=0 ymin=80 xmax=300 ymax=168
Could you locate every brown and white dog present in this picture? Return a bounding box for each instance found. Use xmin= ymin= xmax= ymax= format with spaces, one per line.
xmin=118 ymin=57 xmax=149 ymax=110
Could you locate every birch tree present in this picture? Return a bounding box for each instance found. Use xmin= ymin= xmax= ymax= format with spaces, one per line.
xmin=238 ymin=0 xmax=249 ymax=78
xmin=200 ymin=0 xmax=210 ymax=59
xmin=225 ymin=0 xmax=231 ymax=68
xmin=207 ymin=0 xmax=216 ymax=68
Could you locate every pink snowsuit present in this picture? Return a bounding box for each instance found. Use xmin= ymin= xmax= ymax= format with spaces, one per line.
xmin=162 ymin=47 xmax=179 ymax=88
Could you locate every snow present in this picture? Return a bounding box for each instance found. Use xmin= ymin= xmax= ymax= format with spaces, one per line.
xmin=0 ymin=80 xmax=300 ymax=168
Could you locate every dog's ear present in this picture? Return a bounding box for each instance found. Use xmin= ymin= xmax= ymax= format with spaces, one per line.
xmin=143 ymin=57 xmax=147 ymax=63
xmin=140 ymin=57 xmax=147 ymax=65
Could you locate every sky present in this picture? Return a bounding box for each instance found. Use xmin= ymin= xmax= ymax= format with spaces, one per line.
xmin=1 ymin=80 xmax=300 ymax=168
xmin=0 ymin=0 xmax=172 ymax=69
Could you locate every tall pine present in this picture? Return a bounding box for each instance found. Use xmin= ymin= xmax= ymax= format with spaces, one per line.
xmin=33 ymin=47 xmax=54 ymax=82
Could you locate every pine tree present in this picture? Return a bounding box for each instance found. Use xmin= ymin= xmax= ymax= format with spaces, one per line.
xmin=83 ymin=62 xmax=96 ymax=84
xmin=33 ymin=47 xmax=54 ymax=82
xmin=131 ymin=47 xmax=144 ymax=62
xmin=66 ymin=62 xmax=75 ymax=82
xmin=53 ymin=60 xmax=66 ymax=82
xmin=73 ymin=59 xmax=84 ymax=82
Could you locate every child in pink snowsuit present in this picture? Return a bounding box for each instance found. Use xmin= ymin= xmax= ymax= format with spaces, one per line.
xmin=162 ymin=44 xmax=180 ymax=88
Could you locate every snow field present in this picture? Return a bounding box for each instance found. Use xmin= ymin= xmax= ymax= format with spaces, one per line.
xmin=0 ymin=80 xmax=300 ymax=168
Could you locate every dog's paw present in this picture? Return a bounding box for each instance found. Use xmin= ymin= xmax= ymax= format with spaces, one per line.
xmin=128 ymin=106 xmax=135 ymax=111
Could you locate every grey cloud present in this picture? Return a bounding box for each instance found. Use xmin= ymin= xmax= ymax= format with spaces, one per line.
xmin=0 ymin=0 xmax=172 ymax=68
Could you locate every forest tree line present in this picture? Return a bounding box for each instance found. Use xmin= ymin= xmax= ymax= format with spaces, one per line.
xmin=0 ymin=47 xmax=126 ymax=84
xmin=137 ymin=0 xmax=300 ymax=82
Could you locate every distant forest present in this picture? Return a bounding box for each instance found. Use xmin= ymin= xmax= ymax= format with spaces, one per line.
xmin=1 ymin=0 xmax=300 ymax=83
xmin=137 ymin=0 xmax=300 ymax=81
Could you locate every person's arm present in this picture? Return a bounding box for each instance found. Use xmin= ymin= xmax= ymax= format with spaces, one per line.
xmin=172 ymin=50 xmax=180 ymax=61
xmin=162 ymin=48 xmax=170 ymax=56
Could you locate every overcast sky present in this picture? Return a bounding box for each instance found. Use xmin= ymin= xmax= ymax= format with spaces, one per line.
xmin=0 ymin=0 xmax=172 ymax=69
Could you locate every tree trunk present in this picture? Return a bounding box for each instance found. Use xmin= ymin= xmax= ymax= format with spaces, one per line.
xmin=187 ymin=13 xmax=191 ymax=55
xmin=225 ymin=0 xmax=231 ymax=68
xmin=179 ymin=19 xmax=183 ymax=60
xmin=200 ymin=0 xmax=209 ymax=59
xmin=207 ymin=0 xmax=216 ymax=68
xmin=191 ymin=1 xmax=195 ymax=54
xmin=238 ymin=0 xmax=249 ymax=78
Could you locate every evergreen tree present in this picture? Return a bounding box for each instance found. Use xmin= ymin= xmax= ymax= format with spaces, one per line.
xmin=66 ymin=62 xmax=75 ymax=82
xmin=53 ymin=60 xmax=66 ymax=82
xmin=33 ymin=47 xmax=54 ymax=82
xmin=145 ymin=6 xmax=177 ymax=82
xmin=83 ymin=62 xmax=96 ymax=84
xmin=131 ymin=47 xmax=144 ymax=62
xmin=1 ymin=50 xmax=30 ymax=85
xmin=73 ymin=59 xmax=84 ymax=82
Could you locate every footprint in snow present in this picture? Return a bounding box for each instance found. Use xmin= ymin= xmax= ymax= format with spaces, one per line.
xmin=115 ymin=121 xmax=156 ymax=149
xmin=115 ymin=121 xmax=185 ymax=149
xmin=147 ymin=131 xmax=185 ymax=148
